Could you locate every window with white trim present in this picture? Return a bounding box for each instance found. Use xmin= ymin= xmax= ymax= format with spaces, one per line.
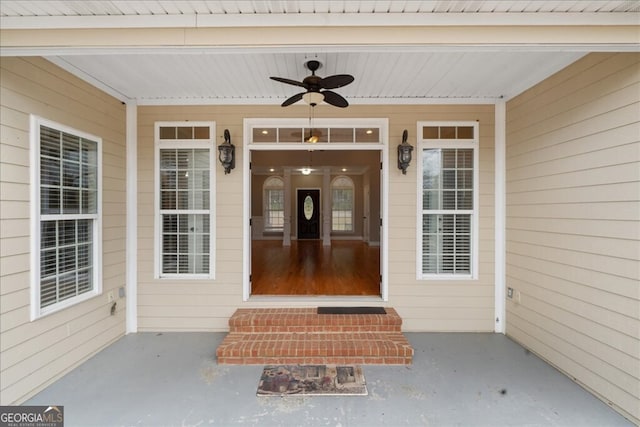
xmin=263 ymin=176 xmax=284 ymax=231
xmin=31 ymin=117 xmax=102 ymax=319
xmin=418 ymin=122 xmax=478 ymax=278
xmin=331 ymin=176 xmax=354 ymax=232
xmin=155 ymin=122 xmax=215 ymax=278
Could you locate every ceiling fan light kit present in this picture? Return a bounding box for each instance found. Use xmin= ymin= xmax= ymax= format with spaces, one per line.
xmin=305 ymin=133 xmax=319 ymax=143
xmin=302 ymin=91 xmax=324 ymax=106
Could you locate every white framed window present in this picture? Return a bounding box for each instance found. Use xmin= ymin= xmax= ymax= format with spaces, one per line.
xmin=263 ymin=176 xmax=284 ymax=231
xmin=155 ymin=122 xmax=215 ymax=278
xmin=331 ymin=176 xmax=354 ymax=232
xmin=417 ymin=122 xmax=479 ymax=279
xmin=30 ymin=116 xmax=102 ymax=320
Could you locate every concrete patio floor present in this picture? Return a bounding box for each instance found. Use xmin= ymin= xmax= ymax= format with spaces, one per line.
xmin=25 ymin=332 xmax=632 ymax=426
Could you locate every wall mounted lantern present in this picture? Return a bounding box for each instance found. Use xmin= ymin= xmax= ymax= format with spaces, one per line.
xmin=397 ymin=129 xmax=413 ymax=175
xmin=218 ymin=129 xmax=235 ymax=174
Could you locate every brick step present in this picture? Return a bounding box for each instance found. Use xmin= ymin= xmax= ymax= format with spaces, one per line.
xmin=216 ymin=331 xmax=413 ymax=365
xmin=217 ymin=307 xmax=413 ymax=365
xmin=227 ymin=307 xmax=403 ymax=333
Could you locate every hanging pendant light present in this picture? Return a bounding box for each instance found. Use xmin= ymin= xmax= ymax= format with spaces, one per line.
xmin=301 ymin=149 xmax=313 ymax=175
xmin=305 ymin=102 xmax=319 ymax=143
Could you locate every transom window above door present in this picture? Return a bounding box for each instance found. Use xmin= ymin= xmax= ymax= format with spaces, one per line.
xmin=251 ymin=126 xmax=381 ymax=144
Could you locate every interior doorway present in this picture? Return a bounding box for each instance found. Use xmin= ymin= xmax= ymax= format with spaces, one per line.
xmin=242 ymin=118 xmax=388 ymax=300
xmin=297 ymin=189 xmax=320 ymax=239
xmin=249 ymin=149 xmax=381 ymax=296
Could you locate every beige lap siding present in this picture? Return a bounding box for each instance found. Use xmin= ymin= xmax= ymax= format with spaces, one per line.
xmin=505 ymin=52 xmax=640 ymax=424
xmin=0 ymin=57 xmax=127 ymax=405
xmin=136 ymin=104 xmax=496 ymax=333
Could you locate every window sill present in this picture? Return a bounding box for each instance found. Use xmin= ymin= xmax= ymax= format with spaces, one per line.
xmin=419 ymin=274 xmax=476 ymax=281
xmin=157 ymin=274 xmax=214 ymax=280
xmin=32 ymin=290 xmax=101 ymax=321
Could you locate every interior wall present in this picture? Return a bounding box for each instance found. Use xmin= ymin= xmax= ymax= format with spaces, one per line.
xmin=250 ymin=150 xmax=381 ymax=242
xmin=251 ymin=171 xmax=368 ymax=240
xmin=505 ymin=52 xmax=640 ymax=424
xmin=136 ymin=104 xmax=495 ymax=332
xmin=0 ymin=57 xmax=127 ymax=405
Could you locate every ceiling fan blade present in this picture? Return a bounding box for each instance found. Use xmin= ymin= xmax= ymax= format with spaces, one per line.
xmin=320 ymin=74 xmax=354 ymax=90
xmin=322 ymin=90 xmax=349 ymax=108
xmin=270 ymin=76 xmax=307 ymax=88
xmin=281 ymin=92 xmax=305 ymax=107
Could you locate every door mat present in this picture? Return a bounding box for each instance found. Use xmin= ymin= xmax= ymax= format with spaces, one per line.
xmin=257 ymin=365 xmax=367 ymax=396
xmin=317 ymin=306 xmax=386 ymax=315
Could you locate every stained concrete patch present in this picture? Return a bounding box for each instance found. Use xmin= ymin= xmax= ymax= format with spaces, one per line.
xmin=200 ymin=363 xmax=229 ymax=385
xmin=401 ymin=384 xmax=427 ymax=400
xmin=258 ymin=395 xmax=314 ymax=414
xmin=366 ymin=378 xmax=392 ymax=401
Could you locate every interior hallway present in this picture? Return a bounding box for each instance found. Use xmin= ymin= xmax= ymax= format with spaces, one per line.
xmin=25 ymin=332 xmax=632 ymax=427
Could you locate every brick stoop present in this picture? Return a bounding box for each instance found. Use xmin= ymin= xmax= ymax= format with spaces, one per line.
xmin=216 ymin=308 xmax=413 ymax=365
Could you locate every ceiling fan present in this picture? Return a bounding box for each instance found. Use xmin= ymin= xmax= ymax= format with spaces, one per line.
xmin=270 ymin=60 xmax=354 ymax=108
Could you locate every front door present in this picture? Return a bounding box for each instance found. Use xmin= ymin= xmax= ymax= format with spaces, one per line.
xmin=297 ymin=189 xmax=320 ymax=239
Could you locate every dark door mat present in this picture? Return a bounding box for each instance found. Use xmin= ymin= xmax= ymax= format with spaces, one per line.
xmin=317 ymin=307 xmax=386 ymax=315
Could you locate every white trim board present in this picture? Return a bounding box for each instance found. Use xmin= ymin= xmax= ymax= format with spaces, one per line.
xmin=125 ymin=101 xmax=138 ymax=334
xmin=494 ymin=102 xmax=506 ymax=334
xmin=2 ymin=12 xmax=637 ymax=30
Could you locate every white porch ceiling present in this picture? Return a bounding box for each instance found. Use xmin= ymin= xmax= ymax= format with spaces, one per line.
xmin=46 ymin=50 xmax=588 ymax=105
xmin=1 ymin=1 xmax=637 ymax=105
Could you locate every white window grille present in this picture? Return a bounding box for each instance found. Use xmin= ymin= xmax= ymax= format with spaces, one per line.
xmin=418 ymin=122 xmax=478 ymax=279
xmin=331 ymin=176 xmax=354 ymax=232
xmin=155 ymin=123 xmax=215 ymax=278
xmin=31 ymin=117 xmax=102 ymax=319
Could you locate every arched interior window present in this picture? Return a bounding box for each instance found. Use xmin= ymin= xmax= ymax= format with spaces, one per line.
xmin=263 ymin=176 xmax=284 ymax=231
xmin=331 ymin=176 xmax=354 ymax=232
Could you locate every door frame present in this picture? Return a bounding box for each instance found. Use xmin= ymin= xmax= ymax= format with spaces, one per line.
xmin=242 ymin=117 xmax=389 ymax=302
xmin=363 ymin=179 xmax=371 ymax=244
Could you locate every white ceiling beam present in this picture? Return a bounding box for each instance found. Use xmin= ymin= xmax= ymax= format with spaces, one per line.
xmin=135 ymin=96 xmax=500 ymax=106
xmin=1 ymin=11 xmax=637 ymax=29
xmin=2 ymin=42 xmax=636 ymax=58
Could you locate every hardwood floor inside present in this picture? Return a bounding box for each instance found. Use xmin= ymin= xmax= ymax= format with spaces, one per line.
xmin=251 ymin=240 xmax=380 ymax=296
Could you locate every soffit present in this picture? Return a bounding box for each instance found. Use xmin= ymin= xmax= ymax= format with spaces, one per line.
xmin=2 ymin=1 xmax=637 ymax=17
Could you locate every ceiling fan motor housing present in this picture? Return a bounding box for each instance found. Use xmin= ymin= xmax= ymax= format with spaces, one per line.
xmin=305 ymin=60 xmax=322 ymax=72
